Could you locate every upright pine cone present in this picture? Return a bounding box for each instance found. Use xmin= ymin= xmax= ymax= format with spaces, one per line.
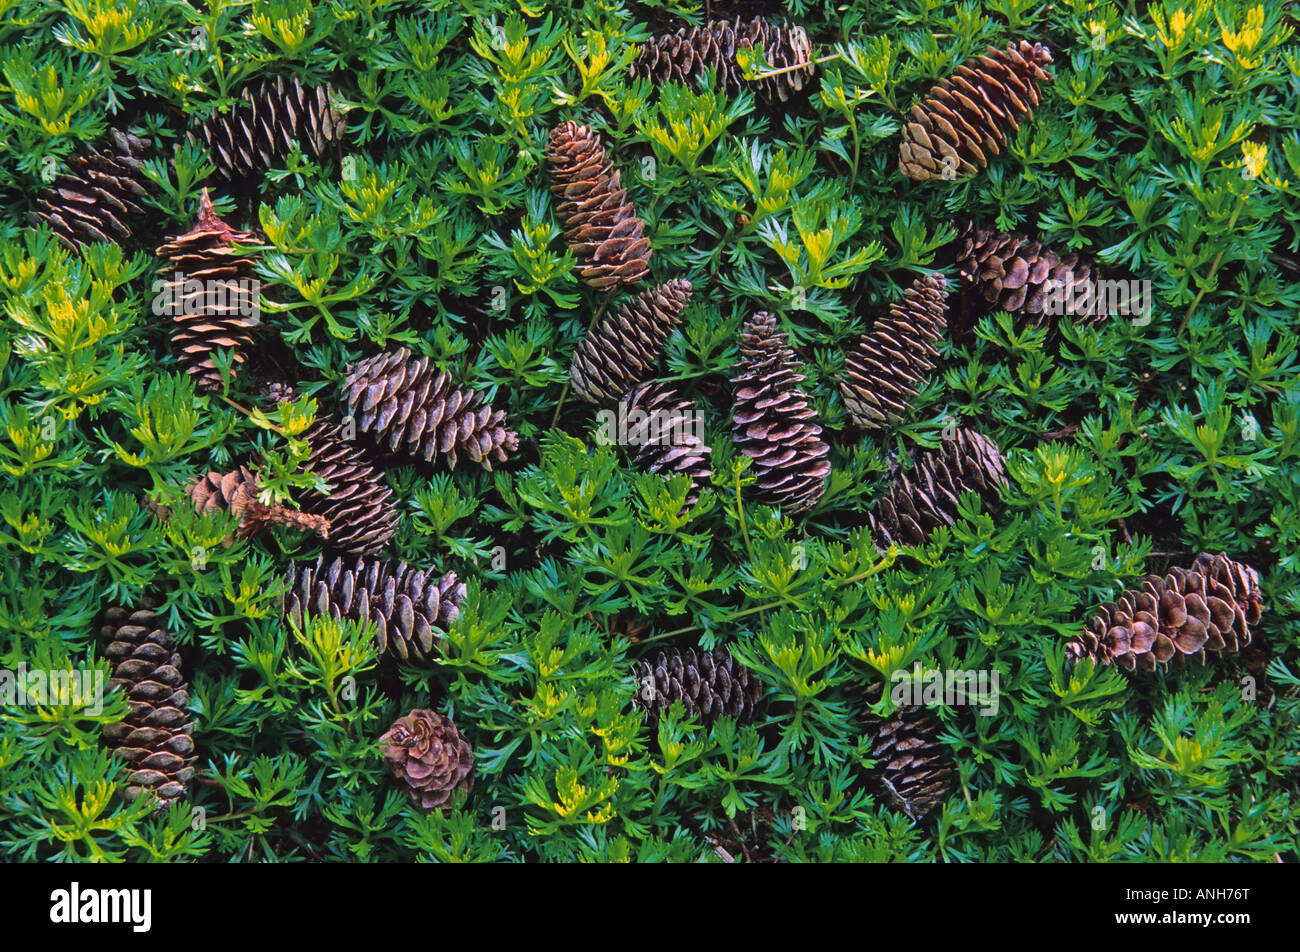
xmin=264 ymin=383 xmax=398 ymax=556
xmin=342 ymin=348 xmax=519 ymax=471
xmin=1066 ymin=552 xmax=1264 ymax=673
xmin=840 ymin=273 xmax=949 ymax=429
xmin=630 ymin=18 xmax=816 ymax=102
xmin=155 ymin=190 xmax=263 ymax=391
xmin=100 ymin=604 xmax=195 ymax=806
xmin=954 ymin=225 xmax=1104 ymax=327
xmin=898 ymin=40 xmax=1053 ymax=181
xmin=191 ymin=75 xmax=348 ymax=181
xmin=619 ymin=381 xmax=712 ymax=510
xmin=869 ymin=429 xmax=1007 ymax=548
xmin=187 ymin=465 xmax=329 ymax=542
xmin=865 ymin=704 xmax=953 ymax=820
xmin=634 ymin=646 xmax=763 ymax=723
xmin=731 ymin=311 xmax=831 ymax=514
xmin=570 ymin=278 xmax=692 ymax=403
xmin=547 ymin=121 xmax=651 ymax=290
xmin=29 ymin=129 xmax=152 ymax=249
xmin=380 ymin=709 xmax=474 ymax=812
xmin=284 ymin=555 xmax=466 ymax=661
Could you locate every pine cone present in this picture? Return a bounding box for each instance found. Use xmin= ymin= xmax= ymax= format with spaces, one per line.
xmin=1066 ymin=552 xmax=1264 ymax=673
xmin=634 ymin=646 xmax=763 ymax=723
xmin=954 ymin=224 xmax=1104 ymax=327
xmin=284 ymin=554 xmax=466 ymax=661
xmin=380 ymin=709 xmax=474 ymax=812
xmin=840 ymin=273 xmax=949 ymax=429
xmin=630 ymin=18 xmax=816 ymax=102
xmin=187 ymin=465 xmax=329 ymax=542
xmin=341 ymin=348 xmax=519 ymax=471
xmin=731 ymin=311 xmax=831 ymax=514
xmin=29 ymin=129 xmax=152 ymax=249
xmin=869 ymin=429 xmax=1007 ymax=548
xmin=191 ymin=76 xmax=347 ymax=181
xmin=865 ymin=703 xmax=953 ymax=820
xmin=155 ymin=190 xmax=263 ymax=391
xmin=100 ymin=604 xmax=195 ymax=806
xmin=898 ymin=40 xmax=1052 ymax=181
xmin=619 ymin=381 xmax=712 ymax=510
xmin=547 ymin=121 xmax=652 ymax=290
xmin=264 ymin=383 xmax=398 ymax=556
xmin=570 ymin=279 xmax=692 ymax=403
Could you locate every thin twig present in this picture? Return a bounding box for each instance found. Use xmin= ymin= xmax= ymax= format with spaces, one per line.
xmin=550 ymin=289 xmax=616 ymax=428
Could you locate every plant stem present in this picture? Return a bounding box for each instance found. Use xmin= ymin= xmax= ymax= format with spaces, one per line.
xmin=550 ymin=289 xmax=616 ymax=428
xmin=1176 ymin=189 xmax=1251 ymax=335
xmin=751 ymin=52 xmax=843 ymax=81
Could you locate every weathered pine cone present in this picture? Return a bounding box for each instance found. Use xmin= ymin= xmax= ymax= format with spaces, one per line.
xmin=1066 ymin=552 xmax=1264 ymax=673
xmin=547 ymin=121 xmax=652 ymax=290
xmin=341 ymin=348 xmax=519 ymax=471
xmin=29 ymin=128 xmax=152 ymax=249
xmin=380 ymin=709 xmax=474 ymax=812
xmin=618 ymin=381 xmax=713 ymax=511
xmin=186 ymin=465 xmax=329 ymax=542
xmin=898 ymin=40 xmax=1053 ymax=181
xmin=100 ymin=604 xmax=196 ymax=806
xmin=155 ymin=189 xmax=263 ymax=391
xmin=731 ymin=311 xmax=831 ymax=514
xmin=840 ymin=273 xmax=949 ymax=429
xmin=190 ymin=75 xmax=348 ymax=181
xmin=865 ymin=703 xmax=953 ymax=820
xmin=954 ymin=224 xmax=1105 ymax=327
xmin=630 ymin=18 xmax=816 ymax=102
xmin=634 ymin=646 xmax=763 ymax=723
xmin=570 ymin=278 xmax=692 ymax=403
xmin=284 ymin=554 xmax=466 ymax=661
xmin=868 ymin=429 xmax=1007 ymax=548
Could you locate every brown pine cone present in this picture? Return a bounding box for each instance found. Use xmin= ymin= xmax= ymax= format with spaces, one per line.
xmin=731 ymin=311 xmax=831 ymax=514
xmin=284 ymin=554 xmax=466 ymax=661
xmin=547 ymin=121 xmax=652 ymax=290
xmin=630 ymin=18 xmax=816 ymax=102
xmin=864 ymin=703 xmax=953 ymax=820
xmin=191 ymin=76 xmax=348 ymax=181
xmin=898 ymin=40 xmax=1053 ymax=181
xmin=840 ymin=273 xmax=948 ymax=429
xmin=100 ymin=604 xmax=195 ymax=806
xmin=1066 ymin=552 xmax=1264 ymax=673
xmin=187 ymin=465 xmax=329 ymax=542
xmin=29 ymin=128 xmax=152 ymax=249
xmin=618 ymin=381 xmax=712 ymax=511
xmin=634 ymin=646 xmax=763 ymax=723
xmin=954 ymin=224 xmax=1105 ymax=328
xmin=868 ymin=429 xmax=1007 ymax=548
xmin=155 ymin=190 xmax=263 ymax=391
xmin=570 ymin=278 xmax=692 ymax=403
xmin=380 ymin=709 xmax=474 ymax=812
xmin=341 ymin=348 xmax=519 ymax=471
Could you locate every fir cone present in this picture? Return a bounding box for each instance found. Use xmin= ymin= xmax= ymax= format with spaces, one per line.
xmin=380 ymin=709 xmax=474 ymax=812
xmin=865 ymin=703 xmax=953 ymax=820
xmin=570 ymin=278 xmax=692 ymax=403
xmin=869 ymin=429 xmax=1007 ymax=548
xmin=100 ymin=604 xmax=195 ymax=806
xmin=284 ymin=554 xmax=466 ymax=661
xmin=547 ymin=121 xmax=651 ymax=290
xmin=1066 ymin=552 xmax=1264 ymax=674
xmin=619 ymin=381 xmax=712 ymax=510
xmin=29 ymin=129 xmax=152 ymax=249
xmin=630 ymin=18 xmax=816 ymax=102
xmin=731 ymin=311 xmax=831 ymax=514
xmin=634 ymin=646 xmax=763 ymax=723
xmin=155 ymin=190 xmax=263 ymax=391
xmin=840 ymin=273 xmax=949 ymax=429
xmin=341 ymin=348 xmax=519 ymax=471
xmin=191 ymin=75 xmax=348 ymax=181
xmin=954 ymin=224 xmax=1105 ymax=327
xmin=898 ymin=40 xmax=1053 ymax=181
xmin=264 ymin=383 xmax=398 ymax=556
xmin=187 ymin=465 xmax=329 ymax=542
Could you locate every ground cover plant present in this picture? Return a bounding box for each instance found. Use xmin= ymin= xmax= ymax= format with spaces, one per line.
xmin=0 ymin=0 xmax=1298 ymax=863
